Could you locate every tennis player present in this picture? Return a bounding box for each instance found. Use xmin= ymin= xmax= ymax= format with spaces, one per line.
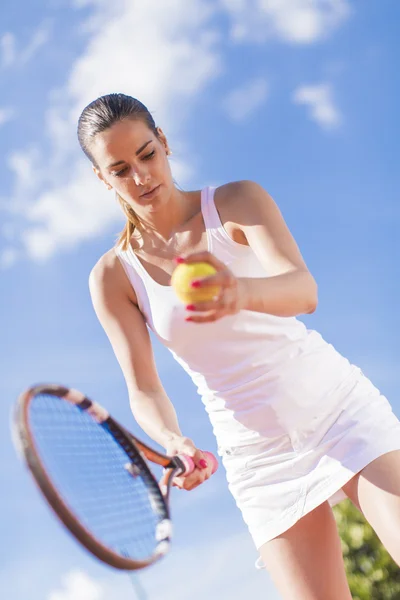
xmin=78 ymin=93 xmax=400 ymax=599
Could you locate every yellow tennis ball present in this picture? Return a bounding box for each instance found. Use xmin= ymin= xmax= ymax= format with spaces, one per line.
xmin=171 ymin=262 xmax=220 ymax=304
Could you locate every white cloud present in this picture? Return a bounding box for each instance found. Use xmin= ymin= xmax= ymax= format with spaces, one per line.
xmin=220 ymin=0 xmax=351 ymax=45
xmin=223 ymin=77 xmax=269 ymax=122
xmin=7 ymin=147 xmax=41 ymax=195
xmin=0 ymin=248 xmax=18 ymax=269
xmin=0 ymin=22 xmax=51 ymax=69
xmin=20 ymin=20 xmax=52 ymax=65
xmin=5 ymin=0 xmax=222 ymax=263
xmin=292 ymin=82 xmax=342 ymax=129
xmin=0 ymin=107 xmax=15 ymax=127
xmin=24 ymin=160 xmax=123 ymax=261
xmin=48 ymin=570 xmax=103 ymax=600
xmin=4 ymin=0 xmax=351 ymax=264
xmin=0 ymin=33 xmax=16 ymax=68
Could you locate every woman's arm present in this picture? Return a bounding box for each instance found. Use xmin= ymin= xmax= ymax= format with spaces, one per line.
xmin=236 ymin=180 xmax=317 ymax=316
xmin=89 ymin=252 xmax=212 ymax=490
xmin=239 ymin=270 xmax=317 ymax=317
xmin=89 ymin=251 xmax=184 ymax=449
xmin=182 ymin=180 xmax=317 ymax=320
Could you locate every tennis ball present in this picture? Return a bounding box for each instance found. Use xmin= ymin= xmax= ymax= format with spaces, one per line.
xmin=171 ymin=262 xmax=220 ymax=304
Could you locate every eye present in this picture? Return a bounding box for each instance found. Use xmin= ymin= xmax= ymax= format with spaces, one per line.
xmin=113 ymin=166 xmax=129 ymax=177
xmin=142 ymin=150 xmax=155 ymax=160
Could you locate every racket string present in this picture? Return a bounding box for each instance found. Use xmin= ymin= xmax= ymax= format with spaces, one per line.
xmin=29 ymin=393 xmax=168 ymax=562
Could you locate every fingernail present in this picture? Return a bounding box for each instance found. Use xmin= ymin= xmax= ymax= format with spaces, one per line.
xmin=191 ymin=280 xmax=201 ymax=288
xmin=199 ymin=459 xmax=208 ymax=469
xmin=186 ymin=304 xmax=196 ymax=311
xmin=175 ymin=256 xmax=185 ymax=264
xmin=185 ymin=316 xmax=193 ymax=322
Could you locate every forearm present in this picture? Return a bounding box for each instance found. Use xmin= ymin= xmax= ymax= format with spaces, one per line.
xmin=129 ymin=389 xmax=183 ymax=449
xmin=239 ymin=270 xmax=318 ymax=317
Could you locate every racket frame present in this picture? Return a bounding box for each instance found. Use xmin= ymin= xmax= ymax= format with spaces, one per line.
xmin=14 ymin=384 xmax=188 ymax=570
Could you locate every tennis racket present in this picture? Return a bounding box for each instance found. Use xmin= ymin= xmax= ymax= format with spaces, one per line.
xmin=12 ymin=383 xmax=218 ymax=571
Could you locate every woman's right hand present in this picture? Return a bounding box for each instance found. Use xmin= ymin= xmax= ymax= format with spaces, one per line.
xmin=163 ymin=435 xmax=213 ymax=491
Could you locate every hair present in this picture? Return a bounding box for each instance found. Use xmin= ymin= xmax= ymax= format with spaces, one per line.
xmin=77 ymin=93 xmax=160 ymax=250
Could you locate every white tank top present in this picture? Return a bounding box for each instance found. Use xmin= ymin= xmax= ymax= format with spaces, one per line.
xmin=115 ymin=186 xmax=354 ymax=448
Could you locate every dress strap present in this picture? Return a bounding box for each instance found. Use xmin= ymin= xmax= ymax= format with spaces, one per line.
xmin=200 ymin=186 xmax=252 ymax=260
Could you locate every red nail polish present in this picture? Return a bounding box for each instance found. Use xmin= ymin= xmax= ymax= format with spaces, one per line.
xmin=185 ymin=316 xmax=193 ymax=322
xmin=186 ymin=304 xmax=196 ymax=311
xmin=175 ymin=256 xmax=185 ymax=264
xmin=199 ymin=459 xmax=208 ymax=469
xmin=191 ymin=280 xmax=201 ymax=288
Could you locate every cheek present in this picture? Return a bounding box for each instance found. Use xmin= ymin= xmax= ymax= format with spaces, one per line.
xmin=157 ymin=154 xmax=172 ymax=180
xmin=154 ymin=153 xmax=166 ymax=170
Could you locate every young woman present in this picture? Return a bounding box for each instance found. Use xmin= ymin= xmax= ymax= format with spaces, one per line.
xmin=78 ymin=93 xmax=400 ymax=599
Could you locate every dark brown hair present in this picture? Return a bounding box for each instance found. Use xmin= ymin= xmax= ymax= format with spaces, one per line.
xmin=77 ymin=93 xmax=159 ymax=249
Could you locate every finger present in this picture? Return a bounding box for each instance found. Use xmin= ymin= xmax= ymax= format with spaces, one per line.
xmin=172 ymin=475 xmax=185 ymax=488
xmin=191 ymin=270 xmax=236 ymax=290
xmin=186 ymin=300 xmax=217 ymax=313
xmin=186 ymin=311 xmax=221 ymax=324
xmin=186 ymin=288 xmax=236 ymax=313
xmin=192 ymin=449 xmax=210 ymax=470
xmin=186 ymin=293 xmax=235 ymax=320
xmin=180 ymin=470 xmax=209 ymax=490
xmin=183 ymin=480 xmax=204 ymax=491
xmin=183 ymin=464 xmax=214 ymax=490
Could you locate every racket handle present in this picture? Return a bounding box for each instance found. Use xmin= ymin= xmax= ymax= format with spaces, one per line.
xmin=178 ymin=451 xmax=218 ymax=475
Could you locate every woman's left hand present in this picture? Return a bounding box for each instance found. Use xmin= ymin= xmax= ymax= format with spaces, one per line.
xmin=178 ymin=251 xmax=249 ymax=323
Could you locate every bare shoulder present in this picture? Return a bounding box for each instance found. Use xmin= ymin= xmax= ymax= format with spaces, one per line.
xmin=89 ymin=248 xmax=137 ymax=306
xmin=217 ymin=180 xmax=273 ymax=214
xmin=214 ymin=180 xmax=275 ymax=242
xmin=218 ymin=179 xmax=264 ymax=197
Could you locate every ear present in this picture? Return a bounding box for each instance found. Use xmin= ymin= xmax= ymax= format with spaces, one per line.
xmin=156 ymin=127 xmax=171 ymax=156
xmin=93 ymin=166 xmax=112 ymax=190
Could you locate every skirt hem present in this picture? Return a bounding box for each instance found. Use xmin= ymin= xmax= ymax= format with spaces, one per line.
xmin=253 ymin=441 xmax=400 ymax=552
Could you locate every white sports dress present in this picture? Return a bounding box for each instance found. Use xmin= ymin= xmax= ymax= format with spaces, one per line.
xmin=115 ymin=186 xmax=400 ymax=553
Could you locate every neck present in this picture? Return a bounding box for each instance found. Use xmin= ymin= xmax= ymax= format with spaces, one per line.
xmin=136 ymin=187 xmax=200 ymax=245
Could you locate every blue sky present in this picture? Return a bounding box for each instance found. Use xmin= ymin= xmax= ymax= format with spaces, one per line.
xmin=1 ymin=1 xmax=399 ymax=598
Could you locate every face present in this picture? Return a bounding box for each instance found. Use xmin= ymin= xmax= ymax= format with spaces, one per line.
xmin=91 ymin=118 xmax=173 ymax=213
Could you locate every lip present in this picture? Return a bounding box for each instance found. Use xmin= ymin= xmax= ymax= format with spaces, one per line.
xmin=140 ymin=184 xmax=161 ymax=199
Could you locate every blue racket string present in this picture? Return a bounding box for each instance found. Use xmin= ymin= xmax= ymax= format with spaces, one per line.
xmin=29 ymin=393 xmax=165 ymax=561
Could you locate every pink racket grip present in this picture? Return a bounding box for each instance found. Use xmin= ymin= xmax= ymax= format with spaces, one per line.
xmin=177 ymin=454 xmax=195 ymax=475
xmin=178 ymin=451 xmax=218 ymax=475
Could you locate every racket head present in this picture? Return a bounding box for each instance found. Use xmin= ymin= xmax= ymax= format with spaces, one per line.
xmin=13 ymin=384 xmax=173 ymax=570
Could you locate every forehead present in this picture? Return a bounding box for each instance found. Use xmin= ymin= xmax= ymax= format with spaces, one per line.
xmin=90 ymin=119 xmax=155 ymax=166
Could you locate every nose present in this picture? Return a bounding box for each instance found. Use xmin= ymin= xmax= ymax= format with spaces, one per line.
xmin=132 ymin=168 xmax=150 ymax=186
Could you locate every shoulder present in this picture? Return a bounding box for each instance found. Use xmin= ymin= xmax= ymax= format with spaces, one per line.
xmin=89 ymin=248 xmax=119 ymax=287
xmin=216 ymin=180 xmax=272 ymax=211
xmin=215 ymin=180 xmax=276 ymax=226
xmin=89 ymin=248 xmax=137 ymax=305
xmin=217 ymin=180 xmax=265 ymax=197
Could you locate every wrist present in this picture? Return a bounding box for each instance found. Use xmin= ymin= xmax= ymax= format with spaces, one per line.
xmin=160 ymin=428 xmax=183 ymax=449
xmin=237 ymin=277 xmax=251 ymax=311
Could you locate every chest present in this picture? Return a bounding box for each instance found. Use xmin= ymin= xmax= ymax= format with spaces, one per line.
xmin=132 ymin=209 xmax=245 ymax=286
xmin=132 ymin=211 xmax=207 ymax=285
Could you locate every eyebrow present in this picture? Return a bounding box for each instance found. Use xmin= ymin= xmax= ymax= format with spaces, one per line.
xmin=106 ymin=140 xmax=153 ymax=169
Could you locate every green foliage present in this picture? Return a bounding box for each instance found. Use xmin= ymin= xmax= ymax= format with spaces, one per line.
xmin=334 ymin=499 xmax=400 ymax=599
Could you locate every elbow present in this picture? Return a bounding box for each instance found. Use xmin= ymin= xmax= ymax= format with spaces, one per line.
xmin=305 ymin=276 xmax=318 ymax=314
xmin=306 ymin=299 xmax=318 ymax=314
